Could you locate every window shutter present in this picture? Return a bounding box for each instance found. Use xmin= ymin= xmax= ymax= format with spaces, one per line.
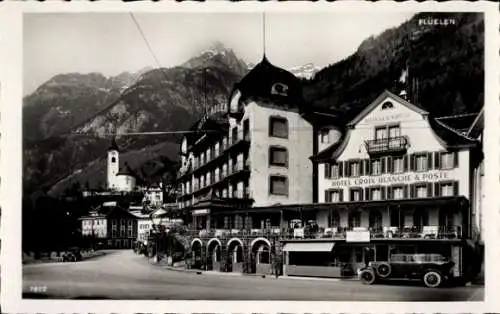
xmin=409 ymin=154 xmax=415 ymax=171
xmin=324 ymin=190 xmax=330 ymax=202
xmin=344 ymin=162 xmax=349 ymax=178
xmin=409 ymin=184 xmax=415 ymax=198
xmin=387 ymin=186 xmax=393 ymax=200
xmin=364 ymin=159 xmax=370 ymax=176
xmin=387 ymin=156 xmax=393 ymax=173
xmin=346 ymin=161 xmax=351 ymax=177
xmin=434 ymin=152 xmax=441 ymax=169
xmin=403 ymin=155 xmax=408 ymax=172
xmin=365 ymin=187 xmax=371 ymax=201
xmin=403 ymin=185 xmax=409 ymax=199
xmin=453 ymin=181 xmax=459 ymax=196
xmin=381 ymin=186 xmax=386 ymax=200
xmin=427 ymin=182 xmax=433 ymax=197
xmin=340 ymin=190 xmax=344 ymax=202
xmin=381 ymin=157 xmax=386 ymax=173
xmin=339 ymin=162 xmax=344 ymax=177
xmin=359 ymin=188 xmax=364 ymax=201
xmin=454 ymin=152 xmax=459 ymax=168
xmin=434 ymin=182 xmax=441 ymax=197
xmin=324 ymin=163 xmax=331 ymax=179
xmin=427 ymin=152 xmax=433 ymax=170
xmin=359 ymin=160 xmax=365 ymax=176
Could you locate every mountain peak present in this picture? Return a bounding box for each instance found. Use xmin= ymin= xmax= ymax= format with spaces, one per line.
xmin=198 ymin=41 xmax=232 ymax=58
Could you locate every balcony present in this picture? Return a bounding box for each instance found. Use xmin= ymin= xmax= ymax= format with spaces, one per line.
xmin=283 ymin=225 xmax=463 ymax=240
xmin=365 ymin=136 xmax=409 ymax=156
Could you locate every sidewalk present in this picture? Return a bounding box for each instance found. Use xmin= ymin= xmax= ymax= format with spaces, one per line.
xmin=163 ymin=265 xmax=353 ymax=282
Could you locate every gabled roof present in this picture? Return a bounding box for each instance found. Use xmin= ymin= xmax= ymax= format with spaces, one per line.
xmin=466 ymin=107 xmax=484 ymax=139
xmin=347 ymin=90 xmax=428 ymax=127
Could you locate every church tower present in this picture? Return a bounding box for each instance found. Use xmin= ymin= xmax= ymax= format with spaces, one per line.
xmin=107 ymin=137 xmax=120 ymax=190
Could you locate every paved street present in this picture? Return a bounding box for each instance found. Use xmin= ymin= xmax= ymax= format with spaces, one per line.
xmin=23 ymin=250 xmax=483 ymax=301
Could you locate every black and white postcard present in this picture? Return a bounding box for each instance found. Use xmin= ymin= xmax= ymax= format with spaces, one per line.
xmin=1 ymin=1 xmax=499 ymax=313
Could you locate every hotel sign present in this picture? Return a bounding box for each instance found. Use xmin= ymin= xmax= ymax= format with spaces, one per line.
xmin=331 ymin=171 xmax=452 ymax=188
xmin=346 ymin=231 xmax=370 ymax=243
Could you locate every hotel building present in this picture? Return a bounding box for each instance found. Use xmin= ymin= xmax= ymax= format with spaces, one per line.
xmin=176 ymin=60 xmax=483 ymax=281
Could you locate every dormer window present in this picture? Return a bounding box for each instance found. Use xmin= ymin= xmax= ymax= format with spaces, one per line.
xmin=271 ymin=83 xmax=289 ymax=96
xmin=320 ymin=129 xmax=329 ymax=144
xmin=381 ymin=101 xmax=394 ymax=110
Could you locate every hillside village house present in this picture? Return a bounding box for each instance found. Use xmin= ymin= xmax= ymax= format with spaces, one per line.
xmin=177 ymin=57 xmax=483 ymax=281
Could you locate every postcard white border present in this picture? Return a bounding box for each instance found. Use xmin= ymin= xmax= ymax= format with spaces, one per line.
xmin=1 ymin=1 xmax=499 ymax=313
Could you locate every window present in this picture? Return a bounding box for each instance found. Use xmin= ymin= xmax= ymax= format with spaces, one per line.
xmin=269 ymin=147 xmax=288 ymax=167
xmin=416 ymin=154 xmax=428 ymax=171
xmin=388 ymin=125 xmax=401 ymax=138
xmin=393 ymin=156 xmax=404 ymax=173
xmin=350 ymin=161 xmax=360 ymax=177
xmin=111 ymin=157 xmax=116 ymax=163
xmin=440 ymin=152 xmax=454 ymax=169
xmin=269 ymin=176 xmax=288 ymax=195
xmin=328 ymin=211 xmax=340 ymax=228
xmin=325 ymin=189 xmax=342 ymax=202
xmin=269 ymin=117 xmax=288 ymax=138
xmin=350 ymin=188 xmax=362 ymax=201
xmin=371 ymin=188 xmax=382 ymax=201
xmin=243 ymin=119 xmax=250 ymax=141
xmin=416 ymin=184 xmax=428 ymax=198
xmin=348 ymin=212 xmax=361 ymax=228
xmin=371 ymin=159 xmax=382 ymax=175
xmin=441 ymin=183 xmax=454 ymax=196
xmin=381 ymin=101 xmax=394 ymax=109
xmin=393 ymin=186 xmax=404 ymax=200
xmin=231 ymin=127 xmax=238 ymax=144
xmin=320 ymin=129 xmax=329 ymax=143
xmin=331 ymin=164 xmax=340 ymax=179
xmin=375 ymin=127 xmax=387 ymax=140
xmin=369 ymin=210 xmax=383 ymax=229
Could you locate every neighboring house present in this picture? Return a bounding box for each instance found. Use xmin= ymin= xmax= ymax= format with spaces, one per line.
xmin=80 ymin=204 xmax=138 ymax=249
xmin=130 ymin=210 xmax=152 ymax=244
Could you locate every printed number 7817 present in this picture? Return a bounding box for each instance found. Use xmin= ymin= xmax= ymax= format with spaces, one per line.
xmin=29 ymin=286 xmax=47 ymax=293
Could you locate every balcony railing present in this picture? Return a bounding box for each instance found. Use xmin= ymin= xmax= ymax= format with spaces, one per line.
xmin=184 ymin=225 xmax=463 ymax=240
xmin=365 ymin=136 xmax=409 ymax=155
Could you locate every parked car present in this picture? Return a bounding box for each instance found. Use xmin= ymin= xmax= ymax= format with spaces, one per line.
xmin=62 ymin=248 xmax=82 ymax=262
xmin=358 ymin=253 xmax=455 ymax=288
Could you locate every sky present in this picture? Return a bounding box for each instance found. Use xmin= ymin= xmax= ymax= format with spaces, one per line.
xmin=23 ymin=12 xmax=416 ymax=95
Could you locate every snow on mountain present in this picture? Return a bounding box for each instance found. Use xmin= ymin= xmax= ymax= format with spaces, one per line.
xmin=289 ymin=63 xmax=321 ymax=79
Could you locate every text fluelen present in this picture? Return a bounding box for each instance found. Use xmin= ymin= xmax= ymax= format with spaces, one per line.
xmin=330 ymin=171 xmax=451 ymax=187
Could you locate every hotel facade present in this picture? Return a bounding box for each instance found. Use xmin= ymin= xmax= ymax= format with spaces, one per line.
xmin=176 ymin=58 xmax=483 ymax=281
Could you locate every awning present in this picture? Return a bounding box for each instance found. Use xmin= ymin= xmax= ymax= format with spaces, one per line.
xmin=283 ymin=242 xmax=335 ymax=252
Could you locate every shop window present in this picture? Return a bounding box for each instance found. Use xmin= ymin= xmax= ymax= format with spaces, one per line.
xmin=269 ymin=116 xmax=288 ymax=139
xmin=269 ymin=176 xmax=288 ymax=195
xmin=355 ymin=247 xmax=364 ymax=263
xmin=348 ymin=211 xmax=361 ymax=228
xmin=369 ymin=210 xmax=383 ymax=229
xmin=269 ymin=146 xmax=288 ymax=167
xmin=320 ymin=129 xmax=329 ymax=143
xmin=328 ymin=211 xmax=340 ymax=228
xmin=413 ymin=210 xmax=429 ymax=227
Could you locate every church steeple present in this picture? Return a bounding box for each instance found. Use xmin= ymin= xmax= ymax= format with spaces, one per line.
xmin=108 ymin=136 xmax=120 ymax=152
